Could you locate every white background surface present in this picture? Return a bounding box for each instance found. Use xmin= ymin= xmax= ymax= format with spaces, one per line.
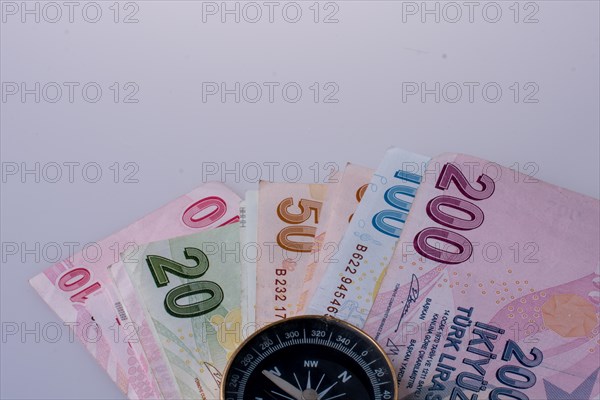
xmin=1 ymin=1 xmax=599 ymax=399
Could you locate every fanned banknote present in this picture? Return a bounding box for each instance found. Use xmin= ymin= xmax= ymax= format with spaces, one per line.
xmin=308 ymin=148 xmax=429 ymax=327
xmin=240 ymin=190 xmax=258 ymax=328
xmin=29 ymin=182 xmax=240 ymax=398
xmin=121 ymin=224 xmax=243 ymax=400
xmin=255 ymin=182 xmax=328 ymax=325
xmin=110 ymin=259 xmax=181 ymax=400
xmin=297 ymin=163 xmax=373 ymax=314
xmin=364 ymin=153 xmax=600 ymax=399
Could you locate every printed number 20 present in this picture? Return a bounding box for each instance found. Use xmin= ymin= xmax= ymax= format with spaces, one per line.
xmin=146 ymin=247 xmax=224 ymax=318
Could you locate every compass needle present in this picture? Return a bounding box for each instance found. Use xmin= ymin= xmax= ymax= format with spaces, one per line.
xmin=262 ymin=370 xmax=303 ymax=400
xmin=222 ymin=316 xmax=397 ymax=400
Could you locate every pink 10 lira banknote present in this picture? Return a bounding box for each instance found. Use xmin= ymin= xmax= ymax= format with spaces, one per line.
xmin=364 ymin=153 xmax=600 ymax=400
xmin=29 ymin=182 xmax=241 ymax=399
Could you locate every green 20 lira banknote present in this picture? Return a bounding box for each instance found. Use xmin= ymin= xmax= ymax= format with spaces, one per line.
xmin=115 ymin=224 xmax=243 ymax=400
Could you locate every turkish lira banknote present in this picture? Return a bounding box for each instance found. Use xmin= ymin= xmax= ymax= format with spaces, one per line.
xmin=297 ymin=163 xmax=373 ymax=314
xmin=29 ymin=150 xmax=600 ymax=400
xmin=255 ymin=182 xmax=328 ymax=325
xmin=364 ymin=153 xmax=600 ymax=399
xmin=308 ymin=148 xmax=429 ymax=327
xmin=29 ymin=182 xmax=240 ymax=398
xmin=120 ymin=224 xmax=243 ymax=400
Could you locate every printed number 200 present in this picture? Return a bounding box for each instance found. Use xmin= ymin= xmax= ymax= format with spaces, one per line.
xmin=146 ymin=247 xmax=223 ymax=318
xmin=414 ymin=163 xmax=495 ymax=264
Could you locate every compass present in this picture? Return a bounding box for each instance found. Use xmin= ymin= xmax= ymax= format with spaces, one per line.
xmin=221 ymin=315 xmax=397 ymax=400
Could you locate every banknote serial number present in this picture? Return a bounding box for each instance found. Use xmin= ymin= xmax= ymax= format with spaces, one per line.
xmin=274 ymin=268 xmax=288 ymax=319
xmin=325 ymin=244 xmax=368 ymax=316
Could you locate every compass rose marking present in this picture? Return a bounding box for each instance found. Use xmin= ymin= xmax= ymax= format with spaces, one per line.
xmin=315 ymin=374 xmax=325 ymax=392
xmin=272 ymin=391 xmax=296 ymax=400
xmin=318 ymin=381 xmax=338 ymax=397
xmin=322 ymin=393 xmax=347 ymax=400
xmin=293 ymin=373 xmax=303 ymax=391
xmin=222 ymin=317 xmax=397 ymax=400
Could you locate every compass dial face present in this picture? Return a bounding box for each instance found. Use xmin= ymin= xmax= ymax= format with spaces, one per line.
xmin=222 ymin=316 xmax=397 ymax=400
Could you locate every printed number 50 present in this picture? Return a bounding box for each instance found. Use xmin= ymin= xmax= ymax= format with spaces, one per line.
xmin=276 ymin=198 xmax=322 ymax=253
xmin=146 ymin=247 xmax=223 ymax=318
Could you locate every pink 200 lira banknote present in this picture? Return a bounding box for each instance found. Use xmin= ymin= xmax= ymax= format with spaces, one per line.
xmin=29 ymin=182 xmax=240 ymax=399
xmin=365 ymin=153 xmax=600 ymax=400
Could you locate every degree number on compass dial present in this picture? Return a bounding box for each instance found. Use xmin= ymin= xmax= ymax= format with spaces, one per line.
xmin=221 ymin=315 xmax=397 ymax=400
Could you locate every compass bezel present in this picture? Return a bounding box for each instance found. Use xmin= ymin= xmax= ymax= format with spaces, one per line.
xmin=220 ymin=314 xmax=398 ymax=400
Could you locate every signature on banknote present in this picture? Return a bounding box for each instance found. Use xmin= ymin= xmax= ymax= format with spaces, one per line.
xmin=394 ymin=274 xmax=420 ymax=333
